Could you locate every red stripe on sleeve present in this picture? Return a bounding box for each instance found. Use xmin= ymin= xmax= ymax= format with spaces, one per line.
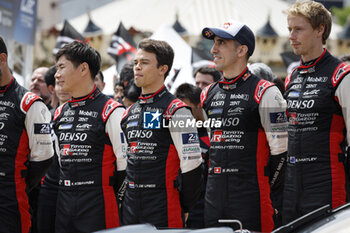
xmin=15 ymin=130 xmax=31 ymax=233
xmin=256 ymin=128 xmax=274 ymax=232
xmin=102 ymin=144 xmax=120 ymax=228
xmin=166 ymin=144 xmax=183 ymax=228
xmin=330 ymin=114 xmax=347 ymax=209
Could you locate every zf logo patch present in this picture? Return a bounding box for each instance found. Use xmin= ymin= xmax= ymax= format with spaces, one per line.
xmin=143 ymin=110 xmax=161 ymax=129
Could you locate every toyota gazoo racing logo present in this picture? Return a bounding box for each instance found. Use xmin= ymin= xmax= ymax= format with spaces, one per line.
xmin=129 ymin=142 xmax=138 ymax=153
xmin=214 ymin=167 xmax=222 ymax=174
xmin=212 ymin=130 xmax=224 ymax=142
xmin=61 ymin=144 xmax=71 ymax=156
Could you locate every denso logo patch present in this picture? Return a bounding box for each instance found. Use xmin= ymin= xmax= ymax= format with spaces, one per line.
xmin=287 ymin=100 xmax=315 ymax=109
xmin=127 ymin=130 xmax=152 ymax=139
xmin=59 ymin=132 xmax=87 ymax=141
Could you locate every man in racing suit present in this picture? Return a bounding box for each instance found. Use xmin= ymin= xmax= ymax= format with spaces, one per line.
xmin=53 ymin=41 xmax=126 ymax=233
xmin=283 ymin=1 xmax=350 ymax=224
xmin=121 ymin=39 xmax=203 ymax=228
xmin=201 ymin=21 xmax=288 ymax=232
xmin=0 ymin=37 xmax=54 ymax=233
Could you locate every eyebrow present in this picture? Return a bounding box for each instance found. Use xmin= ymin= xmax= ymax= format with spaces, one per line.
xmin=215 ymin=38 xmax=225 ymax=43
xmin=134 ymin=58 xmax=150 ymax=62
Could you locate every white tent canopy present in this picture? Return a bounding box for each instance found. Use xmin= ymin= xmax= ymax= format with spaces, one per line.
xmin=13 ymin=71 xmax=24 ymax=87
xmin=151 ymin=25 xmax=194 ymax=93
xmin=102 ymin=64 xmax=117 ymax=96
xmin=63 ymin=0 xmax=341 ymax=39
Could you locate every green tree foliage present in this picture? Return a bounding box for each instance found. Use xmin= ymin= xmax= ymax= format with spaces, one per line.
xmin=331 ymin=6 xmax=350 ymax=26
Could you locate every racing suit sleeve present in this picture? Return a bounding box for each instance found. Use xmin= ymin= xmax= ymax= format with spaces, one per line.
xmin=106 ymin=107 xmax=127 ymax=189
xmin=259 ymin=86 xmax=288 ymax=215
xmin=169 ymin=107 xmax=203 ymax=212
xmin=335 ymin=74 xmax=350 ymax=146
xmin=25 ymin=101 xmax=54 ymax=191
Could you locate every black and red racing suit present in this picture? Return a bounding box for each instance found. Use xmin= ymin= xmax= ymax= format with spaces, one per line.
xmin=283 ymin=49 xmax=350 ymax=224
xmin=53 ymin=87 xmax=126 ymax=233
xmin=201 ymin=68 xmax=288 ymax=232
xmin=0 ymin=78 xmax=53 ymax=233
xmin=120 ymin=86 xmax=203 ymax=228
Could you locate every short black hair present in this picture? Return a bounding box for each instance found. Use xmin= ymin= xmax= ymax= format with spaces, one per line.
xmin=340 ymin=55 xmax=350 ymax=62
xmin=194 ymin=66 xmax=221 ymax=82
xmin=0 ymin=37 xmax=8 ymax=55
xmin=124 ymin=80 xmax=141 ymax=103
xmin=55 ymin=41 xmax=101 ymax=80
xmin=249 ymin=63 xmax=275 ymax=82
xmin=119 ymin=62 xmax=134 ymax=87
xmin=138 ymin=39 xmax=174 ymax=79
xmin=45 ymin=65 xmax=57 ymax=87
xmin=174 ymin=83 xmax=202 ymax=105
xmin=97 ymin=70 xmax=104 ymax=82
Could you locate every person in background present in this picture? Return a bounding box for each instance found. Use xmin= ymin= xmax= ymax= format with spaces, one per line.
xmin=0 ymin=36 xmax=53 ymax=233
xmin=340 ymin=54 xmax=350 ymax=64
xmin=28 ymin=65 xmax=58 ymax=233
xmin=248 ymin=62 xmax=275 ymax=82
xmin=248 ymin=62 xmax=286 ymax=227
xmin=194 ymin=66 xmax=221 ymax=90
xmin=30 ymin=67 xmax=51 ymax=109
xmin=121 ymin=38 xmax=202 ymax=228
xmin=95 ymin=70 xmax=106 ymax=92
xmin=114 ymin=80 xmax=125 ymax=104
xmin=122 ymin=80 xmax=141 ymax=108
xmin=119 ymin=62 xmax=134 ymax=88
xmin=201 ymin=20 xmax=287 ymax=231
xmin=249 ymin=62 xmax=285 ymax=95
xmin=55 ymin=79 xmax=72 ymax=105
xmin=283 ymin=0 xmax=350 ymax=224
xmin=45 ymin=66 xmax=59 ymax=112
xmin=114 ymin=62 xmax=135 ymax=105
xmin=37 ymin=79 xmax=71 ymax=233
xmin=53 ymin=41 xmax=126 ymax=233
xmin=175 ymin=83 xmax=210 ymax=229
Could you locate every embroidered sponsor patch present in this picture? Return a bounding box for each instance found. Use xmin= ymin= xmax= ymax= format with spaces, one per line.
xmin=127 ymin=121 xmax=138 ymax=128
xmin=59 ymin=124 xmax=73 ymax=130
xmin=288 ymin=91 xmax=300 ymax=98
xmin=182 ymin=133 xmax=199 ymax=144
xmin=34 ymin=123 xmax=51 ymax=134
xmin=270 ymin=112 xmax=287 ymax=124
